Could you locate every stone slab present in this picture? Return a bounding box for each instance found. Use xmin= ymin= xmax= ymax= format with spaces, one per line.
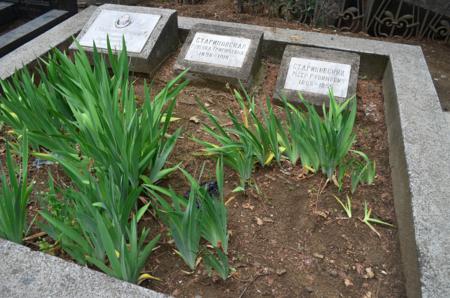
xmin=78 ymin=10 xmax=160 ymax=53
xmin=274 ymin=45 xmax=359 ymax=106
xmin=0 ymin=9 xmax=69 ymax=58
xmin=72 ymin=4 xmax=178 ymax=75
xmin=0 ymin=6 xmax=96 ymax=80
xmin=174 ymin=23 xmax=263 ymax=88
xmin=0 ymin=239 xmax=169 ymax=298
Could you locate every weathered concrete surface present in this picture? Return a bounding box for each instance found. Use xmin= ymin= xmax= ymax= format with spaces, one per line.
xmin=178 ymin=17 xmax=450 ymax=298
xmin=0 ymin=239 xmax=168 ymax=298
xmin=382 ymin=49 xmax=450 ymax=298
xmin=0 ymin=6 xmax=96 ymax=80
xmin=72 ymin=4 xmax=178 ymax=75
xmin=174 ymin=23 xmax=263 ymax=88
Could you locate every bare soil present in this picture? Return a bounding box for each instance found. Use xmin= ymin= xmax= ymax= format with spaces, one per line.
xmin=130 ymin=54 xmax=405 ymax=297
xmin=12 ymin=52 xmax=406 ymax=297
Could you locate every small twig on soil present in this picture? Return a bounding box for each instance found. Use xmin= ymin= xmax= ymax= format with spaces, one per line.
xmin=23 ymin=231 xmax=47 ymax=241
xmin=178 ymin=100 xmax=196 ymax=105
xmin=375 ymin=278 xmax=382 ymax=298
xmin=275 ymin=244 xmax=303 ymax=254
xmin=224 ymin=195 xmax=236 ymax=206
xmin=238 ymin=272 xmax=270 ymax=298
xmin=313 ymin=178 xmax=327 ymax=213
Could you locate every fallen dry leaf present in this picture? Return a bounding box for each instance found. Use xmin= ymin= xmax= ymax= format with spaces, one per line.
xmin=313 ymin=253 xmax=324 ymax=259
xmin=242 ymin=202 xmax=255 ymax=210
xmin=355 ymin=263 xmax=364 ymax=275
xmin=255 ymin=217 xmax=264 ymax=226
xmin=365 ymin=267 xmax=375 ymax=279
xmin=276 ymin=268 xmax=287 ymax=276
xmin=344 ymin=278 xmax=354 ymax=287
xmin=189 ymin=116 xmax=200 ymax=124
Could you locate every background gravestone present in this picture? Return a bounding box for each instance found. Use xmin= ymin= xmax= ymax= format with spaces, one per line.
xmin=274 ymin=45 xmax=360 ymax=106
xmin=72 ymin=4 xmax=178 ymax=75
xmin=174 ymin=23 xmax=263 ymax=88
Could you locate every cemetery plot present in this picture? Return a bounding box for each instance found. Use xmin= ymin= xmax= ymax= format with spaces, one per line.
xmin=128 ymin=57 xmax=404 ymax=297
xmin=174 ymin=23 xmax=263 ymax=88
xmin=0 ymin=51 xmax=404 ymax=297
xmin=0 ymin=7 xmax=407 ymax=298
xmin=73 ymin=4 xmax=178 ymax=74
xmin=275 ymin=45 xmax=360 ymax=106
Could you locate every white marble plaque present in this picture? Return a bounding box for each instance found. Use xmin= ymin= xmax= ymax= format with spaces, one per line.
xmin=184 ymin=32 xmax=251 ymax=68
xmin=284 ymin=57 xmax=351 ymax=98
xmin=79 ymin=10 xmax=160 ymax=53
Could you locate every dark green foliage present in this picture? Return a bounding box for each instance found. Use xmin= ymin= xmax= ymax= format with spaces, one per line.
xmin=40 ymin=172 xmax=160 ymax=283
xmin=144 ymin=158 xmax=230 ymax=277
xmin=0 ymin=133 xmax=32 ymax=244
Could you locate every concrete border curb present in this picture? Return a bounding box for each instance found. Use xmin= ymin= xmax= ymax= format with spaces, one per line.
xmin=0 ymin=8 xmax=449 ymax=298
xmin=0 ymin=239 xmax=168 ymax=297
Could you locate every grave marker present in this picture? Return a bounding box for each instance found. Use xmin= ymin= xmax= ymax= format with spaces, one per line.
xmin=275 ymin=45 xmax=360 ymax=106
xmin=72 ymin=4 xmax=178 ymax=75
xmin=174 ymin=24 xmax=263 ymax=88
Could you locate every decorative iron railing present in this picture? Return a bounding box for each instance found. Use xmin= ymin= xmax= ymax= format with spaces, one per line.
xmin=234 ymin=0 xmax=450 ymax=43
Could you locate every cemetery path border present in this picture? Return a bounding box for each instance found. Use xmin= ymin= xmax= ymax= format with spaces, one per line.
xmin=0 ymin=7 xmax=449 ymax=298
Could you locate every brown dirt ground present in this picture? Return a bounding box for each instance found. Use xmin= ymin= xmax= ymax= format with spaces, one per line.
xmin=6 ymin=51 xmax=406 ymax=297
xmin=129 ymin=53 xmax=405 ymax=297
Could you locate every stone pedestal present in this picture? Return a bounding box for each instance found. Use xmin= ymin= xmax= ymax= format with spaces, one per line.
xmin=71 ymin=4 xmax=178 ymax=75
xmin=274 ymin=45 xmax=360 ymax=106
xmin=174 ymin=23 xmax=263 ymax=88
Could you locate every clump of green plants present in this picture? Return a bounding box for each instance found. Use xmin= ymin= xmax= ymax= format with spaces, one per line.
xmin=333 ymin=195 xmax=394 ymax=236
xmin=1 ymin=40 xmax=188 ymax=196
xmin=194 ymin=88 xmax=281 ymax=190
xmin=280 ymin=93 xmax=375 ymax=192
xmin=145 ymin=158 xmax=231 ymax=280
xmin=333 ymin=194 xmax=352 ymax=218
xmin=40 ymin=170 xmax=160 ymax=284
xmin=0 ymin=133 xmax=33 ymax=244
xmin=0 ymin=39 xmax=190 ymax=284
xmin=196 ymin=87 xmax=375 ymax=193
xmin=361 ymin=201 xmax=394 ymax=237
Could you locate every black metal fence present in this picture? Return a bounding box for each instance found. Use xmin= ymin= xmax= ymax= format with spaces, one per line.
xmin=234 ymin=0 xmax=450 ymax=43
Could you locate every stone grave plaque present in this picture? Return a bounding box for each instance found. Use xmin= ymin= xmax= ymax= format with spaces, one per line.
xmin=71 ymin=4 xmax=178 ymax=75
xmin=174 ymin=24 xmax=263 ymax=88
xmin=275 ymin=45 xmax=360 ymax=106
xmin=184 ymin=32 xmax=251 ymax=68
xmin=78 ymin=10 xmax=160 ymax=53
